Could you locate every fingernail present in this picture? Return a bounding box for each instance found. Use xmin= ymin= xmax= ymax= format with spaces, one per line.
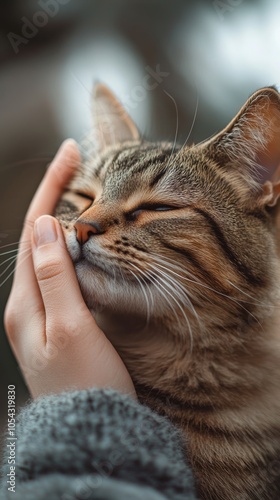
xmin=34 ymin=216 xmax=58 ymax=247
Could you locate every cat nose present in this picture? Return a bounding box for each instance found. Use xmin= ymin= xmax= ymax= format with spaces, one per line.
xmin=74 ymin=220 xmax=104 ymax=245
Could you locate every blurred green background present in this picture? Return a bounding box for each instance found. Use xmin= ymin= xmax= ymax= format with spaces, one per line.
xmin=1 ymin=0 xmax=280 ymax=437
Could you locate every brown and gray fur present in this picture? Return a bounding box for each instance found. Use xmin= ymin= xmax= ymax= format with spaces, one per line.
xmin=55 ymin=85 xmax=280 ymax=500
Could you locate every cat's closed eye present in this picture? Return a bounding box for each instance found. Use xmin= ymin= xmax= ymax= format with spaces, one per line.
xmin=127 ymin=203 xmax=176 ymax=221
xmin=74 ymin=191 xmax=94 ymax=202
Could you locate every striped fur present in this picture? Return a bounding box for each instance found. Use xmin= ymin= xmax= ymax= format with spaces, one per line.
xmin=55 ymin=86 xmax=280 ymax=499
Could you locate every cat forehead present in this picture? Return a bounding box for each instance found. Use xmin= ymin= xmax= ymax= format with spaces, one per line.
xmin=94 ymin=142 xmax=179 ymax=179
xmin=75 ymin=142 xmax=201 ymax=190
xmin=68 ymin=142 xmax=215 ymax=208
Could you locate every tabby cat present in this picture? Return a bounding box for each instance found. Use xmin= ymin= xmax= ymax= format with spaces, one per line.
xmin=55 ymin=84 xmax=280 ymax=500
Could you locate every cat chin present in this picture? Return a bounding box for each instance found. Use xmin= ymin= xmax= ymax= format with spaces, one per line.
xmin=75 ymin=261 xmax=164 ymax=324
xmin=74 ymin=260 xmax=108 ymax=310
xmin=74 ymin=259 xmax=161 ymax=320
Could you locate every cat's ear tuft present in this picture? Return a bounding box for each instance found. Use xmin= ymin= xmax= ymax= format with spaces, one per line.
xmin=261 ymin=178 xmax=280 ymax=208
xmin=92 ymin=83 xmax=140 ymax=150
xmin=202 ymin=87 xmax=280 ymax=205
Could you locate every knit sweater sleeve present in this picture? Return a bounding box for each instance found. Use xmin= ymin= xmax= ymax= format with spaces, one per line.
xmin=1 ymin=388 xmax=197 ymax=500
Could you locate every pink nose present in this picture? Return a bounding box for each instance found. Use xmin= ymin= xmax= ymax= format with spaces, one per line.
xmin=74 ymin=220 xmax=104 ymax=244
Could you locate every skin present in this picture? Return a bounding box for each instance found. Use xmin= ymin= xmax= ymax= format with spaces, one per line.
xmin=4 ymin=139 xmax=136 ymax=400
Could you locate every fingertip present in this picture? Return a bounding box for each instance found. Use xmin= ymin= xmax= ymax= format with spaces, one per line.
xmin=59 ymin=138 xmax=81 ymax=164
xmin=49 ymin=139 xmax=81 ymax=184
xmin=32 ymin=215 xmax=66 ymax=250
xmin=33 ymin=215 xmax=57 ymax=248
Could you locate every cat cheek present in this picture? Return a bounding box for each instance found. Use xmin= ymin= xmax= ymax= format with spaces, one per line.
xmin=64 ymin=231 xmax=81 ymax=262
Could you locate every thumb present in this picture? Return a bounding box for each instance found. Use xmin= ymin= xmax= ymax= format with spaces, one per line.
xmin=32 ymin=215 xmax=93 ymax=326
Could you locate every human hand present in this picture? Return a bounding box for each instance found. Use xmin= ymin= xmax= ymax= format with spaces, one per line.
xmin=4 ymin=140 xmax=136 ymax=399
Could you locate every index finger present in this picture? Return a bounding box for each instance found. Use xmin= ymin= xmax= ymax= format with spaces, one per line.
xmin=11 ymin=139 xmax=81 ymax=299
xmin=25 ymin=139 xmax=80 ymax=230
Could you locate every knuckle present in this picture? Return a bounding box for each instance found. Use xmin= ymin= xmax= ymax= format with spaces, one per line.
xmin=36 ymin=259 xmax=64 ymax=282
xmin=4 ymin=304 xmax=17 ymax=339
xmin=46 ymin=320 xmax=68 ymax=340
xmin=23 ymin=214 xmax=35 ymax=233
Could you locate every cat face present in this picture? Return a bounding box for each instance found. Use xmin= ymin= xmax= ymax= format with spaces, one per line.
xmin=56 ymin=142 xmax=213 ymax=320
xmin=55 ymin=85 xmax=280 ymax=337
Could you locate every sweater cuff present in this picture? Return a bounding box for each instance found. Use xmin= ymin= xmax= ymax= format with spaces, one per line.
xmin=1 ymin=388 xmax=197 ymax=500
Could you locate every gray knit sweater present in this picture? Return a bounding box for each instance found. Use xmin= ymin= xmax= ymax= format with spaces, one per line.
xmin=1 ymin=388 xmax=198 ymax=499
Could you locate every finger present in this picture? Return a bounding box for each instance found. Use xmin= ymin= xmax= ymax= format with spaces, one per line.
xmin=25 ymin=139 xmax=81 ymax=224
xmin=10 ymin=140 xmax=80 ymax=309
xmin=32 ymin=215 xmax=97 ymax=341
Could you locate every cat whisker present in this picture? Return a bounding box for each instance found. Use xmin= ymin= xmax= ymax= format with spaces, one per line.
xmin=0 ymin=156 xmax=54 ymax=175
xmin=168 ymin=86 xmax=199 ymax=170
xmin=181 ymin=87 xmax=199 ymax=149
xmin=22 ymin=218 xmax=37 ymax=231
xmin=144 ymin=269 xmax=182 ymax=330
xmin=146 ymin=267 xmax=194 ymax=351
xmin=120 ymin=256 xmax=196 ymax=341
xmin=152 ymin=255 xmax=223 ymax=319
xmin=0 ymin=240 xmax=21 ymax=250
xmin=153 ymin=252 xmax=264 ymax=306
xmin=125 ymin=259 xmax=179 ymax=325
xmin=0 ymin=254 xmax=20 ymax=268
xmin=114 ymin=261 xmax=130 ymax=308
xmin=0 ymin=249 xmax=32 ymax=287
xmin=0 ymin=256 xmax=19 ymax=277
xmin=0 ymin=264 xmax=19 ymax=288
xmin=0 ymin=246 xmax=30 ymax=263
xmin=148 ymin=260 xmax=201 ymax=331
xmin=151 ymin=271 xmax=194 ymax=348
xmin=150 ymin=253 xmax=211 ymax=298
xmin=110 ymin=258 xmax=117 ymax=290
xmin=127 ymin=268 xmax=151 ymax=328
xmin=163 ymin=90 xmax=179 ymax=169
xmin=226 ymin=280 xmax=269 ymax=307
xmin=151 ymin=253 xmax=263 ymax=330
xmin=125 ymin=260 xmax=155 ymax=325
xmin=0 ymin=248 xmax=20 ymax=257
xmin=0 ymin=238 xmax=31 ymax=255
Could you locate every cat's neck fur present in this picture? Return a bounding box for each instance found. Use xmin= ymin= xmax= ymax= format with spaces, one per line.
xmin=95 ymin=280 xmax=280 ymax=408
xmin=95 ymin=287 xmax=280 ymax=500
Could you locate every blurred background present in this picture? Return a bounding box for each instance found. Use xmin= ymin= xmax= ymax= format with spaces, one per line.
xmin=1 ymin=0 xmax=280 ymax=439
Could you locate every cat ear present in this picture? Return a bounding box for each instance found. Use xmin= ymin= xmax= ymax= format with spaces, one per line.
xmin=92 ymin=83 xmax=140 ymax=150
xmin=202 ymin=87 xmax=280 ymax=207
